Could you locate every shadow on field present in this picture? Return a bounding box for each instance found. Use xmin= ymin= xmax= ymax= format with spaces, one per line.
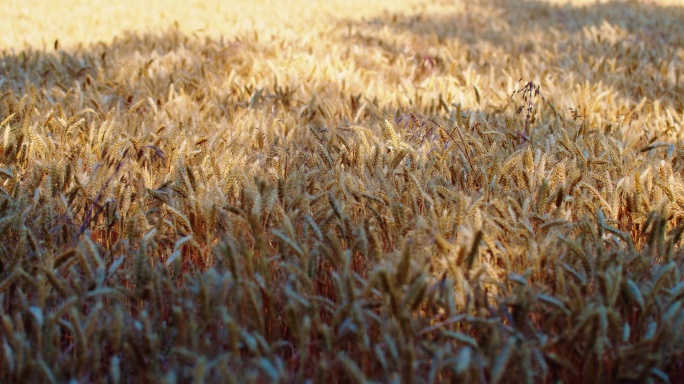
xmin=0 ymin=25 xmax=492 ymax=136
xmin=0 ymin=28 xmax=282 ymax=122
xmin=3 ymin=0 xmax=682 ymax=141
xmin=340 ymin=0 xmax=684 ymax=111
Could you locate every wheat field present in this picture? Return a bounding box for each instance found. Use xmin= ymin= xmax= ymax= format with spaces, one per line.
xmin=1 ymin=0 xmax=684 ymax=382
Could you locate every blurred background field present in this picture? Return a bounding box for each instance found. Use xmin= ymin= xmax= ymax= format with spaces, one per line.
xmin=3 ymin=0 xmax=682 ymax=50
xmin=2 ymin=0 xmax=684 ymax=382
xmin=0 ymin=0 xmax=427 ymax=50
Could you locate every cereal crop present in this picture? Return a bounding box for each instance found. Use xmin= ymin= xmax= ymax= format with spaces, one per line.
xmin=1 ymin=0 xmax=684 ymax=382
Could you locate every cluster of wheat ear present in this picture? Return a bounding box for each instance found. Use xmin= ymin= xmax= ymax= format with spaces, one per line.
xmin=2 ymin=0 xmax=684 ymax=382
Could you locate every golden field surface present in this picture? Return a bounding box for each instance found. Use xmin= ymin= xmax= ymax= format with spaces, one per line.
xmin=2 ymin=0 xmax=684 ymax=382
